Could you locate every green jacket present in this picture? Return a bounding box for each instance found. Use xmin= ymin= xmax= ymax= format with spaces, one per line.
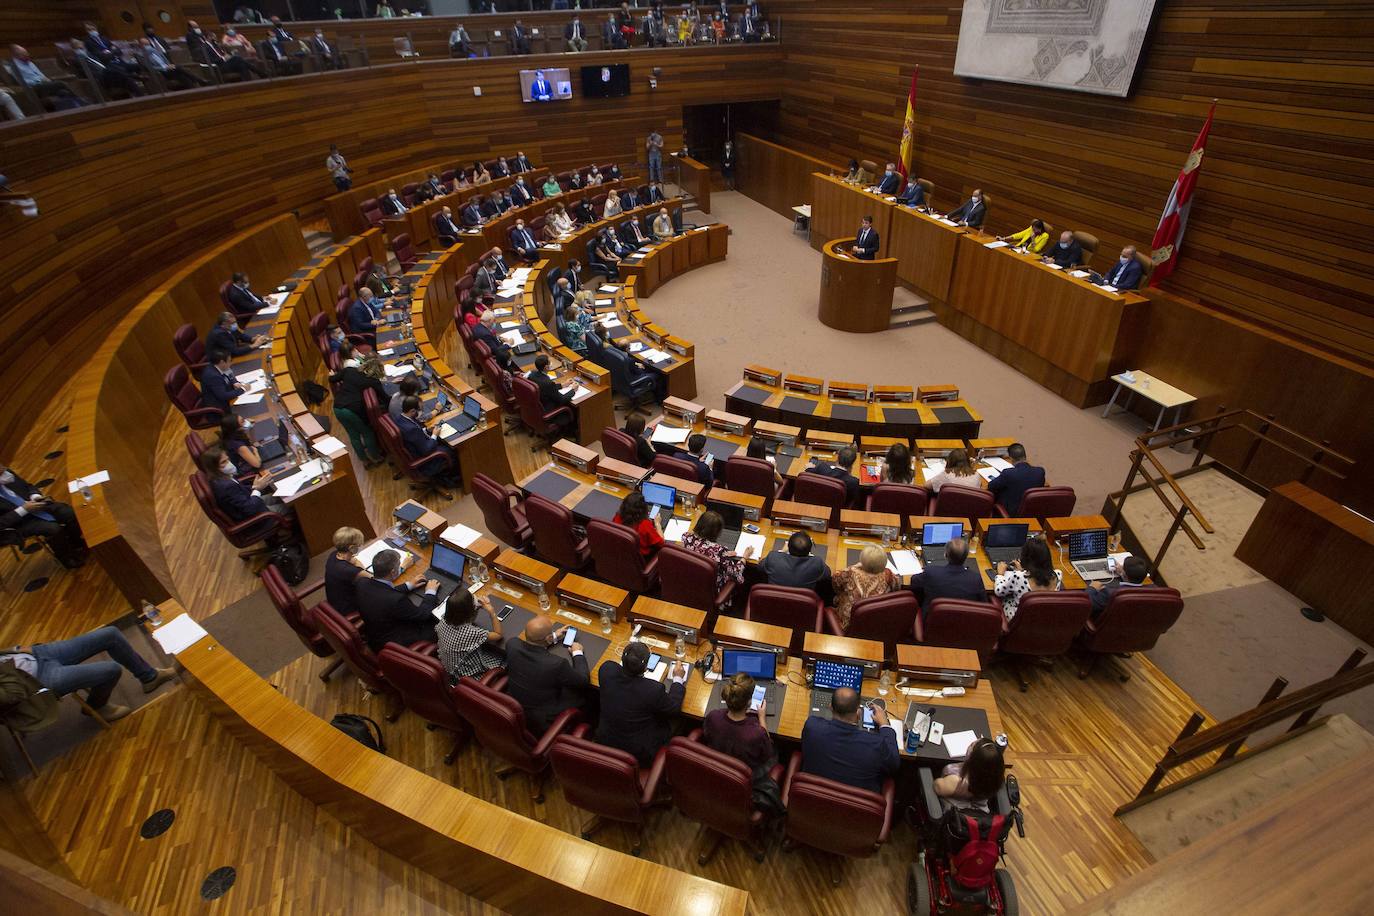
xmin=0 ymin=659 xmax=60 ymax=732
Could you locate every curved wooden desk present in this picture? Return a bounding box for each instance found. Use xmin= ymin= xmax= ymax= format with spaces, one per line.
xmin=818 ymin=238 xmax=898 ymax=333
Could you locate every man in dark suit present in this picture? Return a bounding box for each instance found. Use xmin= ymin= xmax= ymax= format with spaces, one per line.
xmin=1102 ymin=245 xmax=1144 ymax=290
xmin=760 ymin=531 xmax=830 ymax=594
xmin=380 ymin=187 xmax=407 ymax=216
xmin=1042 ymin=231 xmax=1084 ymax=269
xmin=675 ymin=434 xmax=714 ymax=486
xmin=504 ymin=615 xmax=589 ymax=733
xmin=987 ymin=442 xmax=1046 ymax=516
xmin=473 ymin=257 xmax=500 ymax=302
xmin=226 ymin=272 xmax=269 ymax=317
xmin=596 ymin=641 xmax=689 ymax=766
xmin=199 ymin=349 xmax=243 ymax=414
xmin=0 ymin=465 xmax=88 ymax=567
xmin=876 ymin=163 xmax=902 ymax=194
xmin=573 ymin=198 xmax=596 ymax=225
xmin=647 ymin=181 xmax=666 ymax=204
xmin=310 ymin=29 xmax=340 ymax=69
xmin=852 ymin=216 xmax=879 ymax=260
xmin=509 ymin=20 xmax=532 ymax=55
xmin=527 ymin=354 xmax=577 ymax=439
xmin=199 ymin=446 xmax=281 ymax=524
xmin=347 ymin=287 xmax=383 ymax=344
xmin=82 ymin=22 xmax=142 ymax=90
xmin=604 ymin=13 xmax=626 ymax=49
xmin=461 ymin=198 xmax=485 ymax=227
xmin=356 ymin=549 xmax=440 ymax=652
xmin=509 ymin=219 xmax=539 ymax=262
xmin=485 ymin=247 xmax=510 ymax=280
xmin=473 ymin=311 xmax=514 ymax=369
xmin=434 ymin=206 xmax=462 ymax=245
xmin=513 ymin=151 xmax=533 ymax=172
xmin=529 ymin=69 xmax=553 ymax=101
xmin=800 ymin=687 xmax=901 ymax=794
xmin=421 ymin=173 xmax=447 ymax=199
xmin=564 ymin=259 xmax=584 ymax=292
xmin=947 ymin=188 xmax=986 ymax=228
xmin=551 ymin=277 xmax=577 ymax=316
xmin=185 ymin=20 xmax=263 ymax=81
xmin=565 ymin=14 xmax=590 ymax=51
xmin=908 ymin=538 xmax=985 ymax=616
xmin=897 ymin=178 xmax=927 ymax=208
xmin=395 ymin=397 xmax=458 ymax=480
xmin=207 ymin=311 xmax=266 ymax=357
xmin=510 ymin=177 xmax=533 ymax=207
xmin=492 ymin=157 xmax=510 ymax=178
xmin=620 ymin=186 xmax=639 ymax=210
xmin=809 ymin=445 xmax=861 ymax=507
xmin=1087 ymin=555 xmax=1151 ymax=617
xmin=619 ymin=216 xmax=650 ymax=248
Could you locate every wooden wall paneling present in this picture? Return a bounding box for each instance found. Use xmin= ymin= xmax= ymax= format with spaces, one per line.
xmin=810 ymin=173 xmax=891 ymax=255
xmin=765 ymin=0 xmax=1374 ymax=365
xmin=734 ymin=131 xmax=845 ymax=220
xmin=0 ymin=1 xmax=101 ymax=50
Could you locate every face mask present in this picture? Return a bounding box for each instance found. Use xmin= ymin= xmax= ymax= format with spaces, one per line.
xmin=230 ymin=322 xmax=239 ymax=332
xmin=226 ymin=29 xmax=235 ymax=36
xmin=1059 ymin=241 xmax=1069 ymax=248
xmin=194 ymin=28 xmax=203 ymax=35
xmin=220 ymin=460 xmax=237 ymax=476
xmin=0 ymin=471 xmax=15 ymax=486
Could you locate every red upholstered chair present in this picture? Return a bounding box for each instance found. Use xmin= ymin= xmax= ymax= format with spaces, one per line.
xmin=434 ymin=212 xmax=459 ymax=247
xmin=663 ymin=732 xmax=783 ymax=863
xmin=866 ymin=483 xmax=930 ymax=520
xmin=360 ymin=197 xmax=384 ymax=228
xmin=587 ymin=519 xmax=660 ymax=594
xmin=601 ymin=427 xmax=641 ymax=465
xmin=401 ymin=182 xmax=420 ymax=206
xmin=473 ymin=473 xmax=532 ymax=550
xmin=998 ymin=591 xmax=1093 ymax=690
xmin=658 ymin=543 xmax=737 ymax=618
xmin=1077 ymin=587 xmax=1183 ymax=681
xmin=481 ymin=357 xmax=522 ymax=431
xmin=745 ymin=585 xmax=823 ymax=656
xmin=311 ymin=603 xmax=404 ymax=721
xmin=391 ymin=233 xmax=419 ymax=271
xmin=165 ymin=364 xmax=222 ymax=429
xmin=452 ymin=677 xmax=582 ymax=802
xmin=1013 ymin=486 xmax=1077 ymax=519
xmin=220 ymin=280 xmax=256 ymax=321
xmin=374 ymin=414 xmax=455 ymax=501
xmin=335 ymin=296 xmax=375 ymax=351
xmin=782 ymin=754 xmax=894 ymax=879
xmin=378 ymin=644 xmax=506 ymax=764
xmin=722 ymin=456 xmax=784 ymax=512
xmin=261 ymin=564 xmax=352 ymax=682
xmin=188 ymin=471 xmax=291 ymax=558
xmin=651 ymin=452 xmax=698 ymax=481
xmin=173 ymin=323 xmax=208 ymax=374
xmin=933 ymin=484 xmax=997 ymax=521
xmin=824 ymin=591 xmax=919 ymax=659
xmin=549 ymin=731 xmax=668 ymax=855
xmin=793 ymin=472 xmax=848 ymax=527
xmin=512 ymin=375 xmax=574 ymax=450
xmin=525 ymin=494 xmax=592 ymax=570
xmin=916 ymin=598 xmax=1003 ymax=665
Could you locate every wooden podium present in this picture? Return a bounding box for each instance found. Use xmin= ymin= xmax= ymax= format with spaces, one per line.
xmin=818 ymin=238 xmax=897 ymax=332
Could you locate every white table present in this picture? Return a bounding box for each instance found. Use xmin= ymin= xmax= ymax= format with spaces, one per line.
xmin=1102 ymin=371 xmax=1196 ymax=431
xmin=792 ymin=204 xmax=811 ymax=238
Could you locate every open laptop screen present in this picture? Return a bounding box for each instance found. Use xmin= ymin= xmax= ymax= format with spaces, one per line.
xmin=921 ymin=522 xmax=963 ymax=547
xmin=722 ymin=649 xmax=777 ymax=681
xmin=1068 ymin=529 xmax=1109 ymax=561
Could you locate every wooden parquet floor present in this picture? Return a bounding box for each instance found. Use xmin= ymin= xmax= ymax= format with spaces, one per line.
xmin=9 ymin=289 xmax=1217 ymax=915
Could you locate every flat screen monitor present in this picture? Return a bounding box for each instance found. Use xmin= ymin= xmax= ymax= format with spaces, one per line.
xmin=581 ymin=63 xmax=631 ymax=99
xmin=721 ymin=649 xmax=777 ymax=681
xmin=519 ymin=68 xmax=572 ymax=102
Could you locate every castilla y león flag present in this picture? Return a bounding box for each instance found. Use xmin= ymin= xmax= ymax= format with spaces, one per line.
xmin=1149 ymin=101 xmax=1216 ymax=286
xmin=897 ymin=67 xmax=918 ymax=181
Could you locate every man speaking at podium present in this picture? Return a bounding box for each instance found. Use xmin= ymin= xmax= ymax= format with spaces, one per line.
xmin=851 ymin=215 xmax=879 ymax=260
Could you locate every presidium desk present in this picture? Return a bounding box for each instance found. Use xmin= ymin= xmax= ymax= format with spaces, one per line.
xmin=818 ymin=238 xmax=899 ymax=333
xmin=809 ymin=172 xmax=1149 ymax=407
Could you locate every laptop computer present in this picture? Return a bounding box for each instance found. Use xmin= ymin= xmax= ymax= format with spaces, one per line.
xmin=705 ymin=499 xmax=747 ymax=551
xmin=809 ymin=660 xmax=865 ymax=718
xmin=1068 ymin=528 xmax=1113 ymax=581
xmin=921 ymin=522 xmax=965 ymax=567
xmin=641 ymin=479 xmax=677 ymax=522
xmin=424 ymin=542 xmax=469 ymax=600
xmin=444 ymin=395 xmax=485 ymax=436
xmin=984 ymin=523 xmax=1030 ymax=566
xmin=721 ymin=649 xmax=779 ymax=707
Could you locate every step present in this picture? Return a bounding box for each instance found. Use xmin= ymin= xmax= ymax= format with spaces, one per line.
xmin=1119 ymin=713 xmax=1374 ymax=861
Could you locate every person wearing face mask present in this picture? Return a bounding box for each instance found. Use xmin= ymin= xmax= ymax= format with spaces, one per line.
xmin=198 ymin=444 xmax=286 ymax=524
xmin=217 ymin=414 xmax=261 ymax=472
xmin=509 ymin=219 xmax=539 ymax=262
xmin=138 ymin=37 xmax=207 ymax=90
xmin=0 ymin=465 xmax=88 ymax=567
xmin=1042 ymin=230 xmax=1085 ymax=269
xmin=355 ymin=549 xmax=440 ymax=652
xmin=380 ymin=187 xmax=408 ymax=217
xmin=946 ymin=188 xmax=987 ymax=228
xmin=199 ymin=349 xmax=244 ymax=414
xmin=310 ymin=29 xmax=341 ymax=70
xmin=513 ymin=151 xmax=533 ymax=172
xmin=1102 ymin=245 xmax=1144 ymax=291
xmin=326 ymin=144 xmax=351 ymax=192
xmin=510 ymin=176 xmax=533 ymax=207
xmin=652 ymin=206 xmax=674 ymax=239
xmin=586 ymin=166 xmax=604 ymax=187
xmin=6 ymin=45 xmax=87 ymax=110
xmin=219 ymin=25 xmax=256 ymax=59
xmin=207 ymin=311 xmax=267 ymax=357
xmin=225 ymin=272 xmax=268 ymax=317
xmin=503 ymin=615 xmax=588 ymax=734
xmin=347 ymin=286 xmax=384 ymax=347
xmin=876 ymin=162 xmax=902 ymax=195
xmin=1000 ymin=218 xmax=1050 ymax=254
xmin=449 ymin=22 xmax=473 ymax=58
xmin=602 ymin=189 xmax=623 ymax=220
xmin=76 ymin=25 xmax=146 ymax=97
xmin=186 ymin=21 xmax=264 ymax=81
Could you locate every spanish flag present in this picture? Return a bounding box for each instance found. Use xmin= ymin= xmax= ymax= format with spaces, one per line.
xmin=1149 ymin=101 xmax=1216 ymax=286
xmin=897 ymin=67 xmax=918 ymax=181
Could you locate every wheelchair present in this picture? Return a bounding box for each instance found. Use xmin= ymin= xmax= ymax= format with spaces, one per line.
xmin=907 ymin=769 xmax=1024 ymax=915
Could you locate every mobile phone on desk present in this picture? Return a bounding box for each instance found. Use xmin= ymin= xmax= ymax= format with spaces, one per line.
xmin=562 ymin=626 xmax=578 ymax=647
xmin=497 ymin=604 xmax=515 ymax=622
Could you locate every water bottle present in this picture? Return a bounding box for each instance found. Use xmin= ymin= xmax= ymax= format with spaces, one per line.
xmin=674 ymin=634 xmax=686 ymax=661
xmin=600 ymin=607 xmax=614 ymax=634
xmin=141 ymin=599 xmax=163 ymax=627
xmin=320 ymin=453 xmax=333 ymax=481
xmin=477 ymin=406 xmax=488 ymax=430
xmin=476 ymin=559 xmax=490 ymax=584
xmin=79 ymin=482 xmax=94 ymax=505
xmin=536 ymin=582 xmax=550 ymax=610
xmin=878 ymin=670 xmax=892 ymax=697
xmin=881 ymin=526 xmax=893 ymax=548
xmin=969 ymin=533 xmax=980 ymax=557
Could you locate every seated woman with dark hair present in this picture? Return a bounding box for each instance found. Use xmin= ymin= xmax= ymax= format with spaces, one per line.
xmin=881 ymin=442 xmax=914 ymax=485
xmin=623 ymin=414 xmax=655 ymax=467
xmin=934 ymin=736 xmax=1006 ymax=812
xmin=994 ymin=537 xmax=1062 ymax=622
xmin=746 ymin=436 xmax=785 ymax=487
xmin=703 ymin=672 xmax=775 ymax=770
xmin=612 ymin=491 xmax=663 ymax=557
xmin=680 ymin=510 xmax=751 ymax=592
xmin=217 ymin=414 xmax=261 ymax=473
xmin=436 ymin=589 xmax=506 ymax=680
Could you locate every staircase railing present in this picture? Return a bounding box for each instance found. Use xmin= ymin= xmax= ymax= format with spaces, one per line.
xmin=1107 ymin=407 xmax=1353 ymax=572
xmin=1115 ymin=650 xmax=1374 ymax=816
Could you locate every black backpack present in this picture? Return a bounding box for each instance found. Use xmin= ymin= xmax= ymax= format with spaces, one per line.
xmin=269 ymin=542 xmax=309 ymax=586
xmin=330 ymin=714 xmax=385 ymax=753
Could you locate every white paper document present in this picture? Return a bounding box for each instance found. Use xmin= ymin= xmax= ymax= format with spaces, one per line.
xmin=976 ymin=467 xmax=1001 ymax=482
xmin=599 ymin=284 xmax=619 ymax=293
xmin=499 ymin=330 xmax=526 ymax=346
xmin=266 ymin=292 xmax=289 ymax=307
xmin=735 ymin=532 xmax=766 ymax=557
xmin=313 ymin=435 xmax=348 ymax=458
xmin=938 ymin=218 xmax=958 ymax=226
xmin=151 ymin=613 xmax=209 ymax=655
xmin=355 ymin=539 xmax=396 ymax=570
xmin=383 ymin=363 xmax=412 ymax=378
xmin=437 ymin=423 xmax=458 ymax=439
xmin=984 ymin=457 xmax=1014 ymax=472
xmin=499 ymin=321 xmax=522 ymax=329
xmin=1069 ymin=270 xmax=1090 ymax=279
xmin=651 ymin=425 xmax=691 ymax=444
xmin=258 ymin=305 xmax=281 ymax=316
xmin=887 ymin=550 xmax=923 ymax=576
xmin=984 ymin=240 xmax=1009 ymax=249
xmin=922 ymin=458 xmax=946 ymax=474
xmin=1044 ymin=262 xmax=1064 ymax=271
xmin=943 ymin=730 xmax=980 ymax=758
xmin=570 ymin=385 xmax=593 ymax=402
xmin=599 ymin=316 xmax=623 ymax=328
xmin=232 ymin=391 xmax=265 ymax=406
xmin=594 ymin=298 xmax=614 ymax=307
xmin=663 ymin=518 xmax=691 ymax=542
xmin=441 ymin=523 xmax=483 ymax=549
xmin=67 ymin=470 xmax=111 ymax=493
xmin=641 ymin=347 xmax=672 ymax=363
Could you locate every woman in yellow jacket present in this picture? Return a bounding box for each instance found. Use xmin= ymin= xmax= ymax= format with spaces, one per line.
xmin=1000 ymin=219 xmax=1050 ymax=254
